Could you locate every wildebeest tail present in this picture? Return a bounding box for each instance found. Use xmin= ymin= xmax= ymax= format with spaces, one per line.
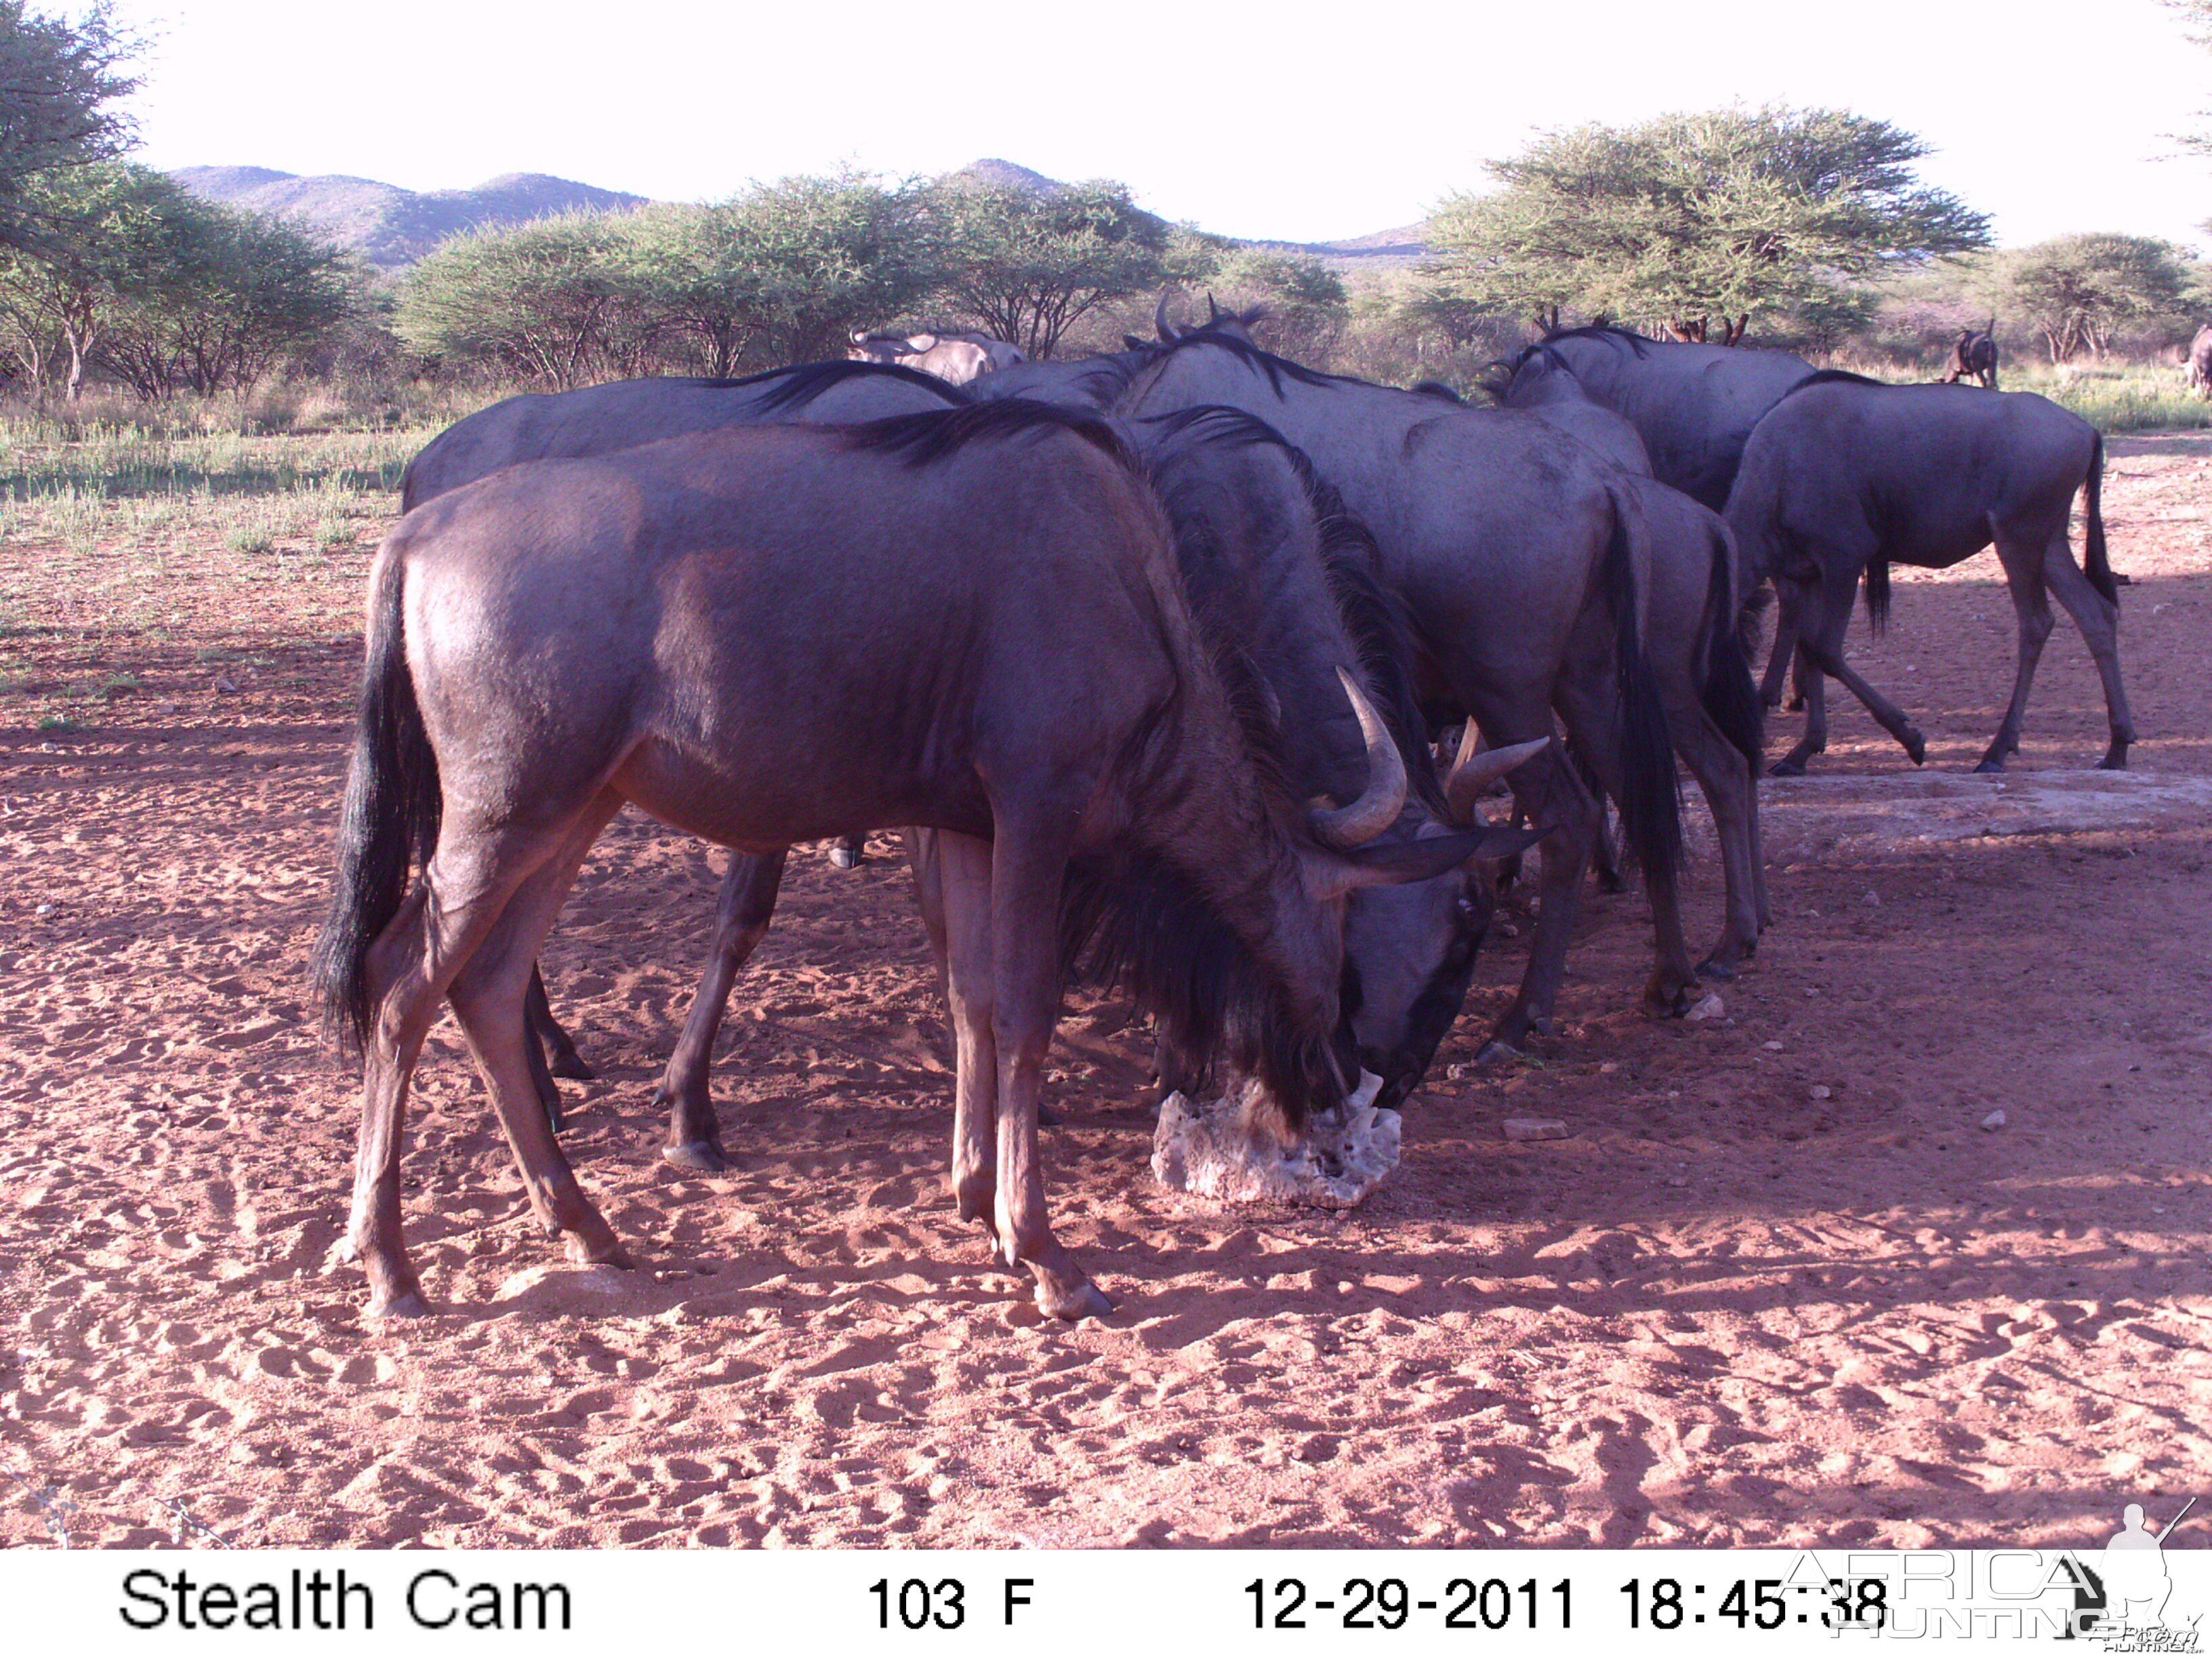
xmin=309 ymin=552 xmax=442 ymax=1052
xmin=2083 ymin=430 xmax=2117 ymax=604
xmin=1604 ymin=489 xmax=1683 ymax=882
xmin=1698 ymin=525 xmax=1764 ymax=769
xmin=1864 ymin=558 xmax=1892 ymax=634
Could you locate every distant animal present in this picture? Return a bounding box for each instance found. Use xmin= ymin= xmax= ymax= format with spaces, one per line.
xmin=1494 ymin=344 xmax=1770 ymax=975
xmin=846 ymin=329 xmax=1025 ymax=382
xmin=1517 ymin=326 xmax=1820 ymax=510
xmin=2187 ymin=325 xmax=2212 ymax=398
xmin=1942 ymin=322 xmax=2000 ymax=390
xmin=312 ymin=400 xmax=1516 ymax=1322
xmin=1725 ymin=374 xmax=2132 ymax=775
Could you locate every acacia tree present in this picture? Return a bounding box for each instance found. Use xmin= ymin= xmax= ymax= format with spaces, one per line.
xmin=928 ymin=178 xmax=1167 ymax=358
xmin=1425 ymin=106 xmax=1990 ymax=342
xmin=0 ymin=160 xmax=176 ymax=396
xmin=0 ymin=1 xmax=137 ymax=253
xmin=2000 ymin=234 xmax=2192 ymax=362
xmin=395 ymin=213 xmax=632 ymax=387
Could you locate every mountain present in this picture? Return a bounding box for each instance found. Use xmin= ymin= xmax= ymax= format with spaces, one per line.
xmin=167 ymin=167 xmax=649 ymax=268
xmin=168 ymin=158 xmax=1425 ymax=271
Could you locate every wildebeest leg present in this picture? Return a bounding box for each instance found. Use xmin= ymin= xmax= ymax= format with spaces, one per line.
xmin=342 ymin=798 xmax=619 ymax=1316
xmin=2039 ymin=531 xmax=2135 ymax=770
xmin=1555 ymin=680 xmax=1696 ymax=1019
xmin=1759 ymin=592 xmax=1801 ymax=712
xmin=445 ymin=796 xmax=634 ymax=1275
xmin=1975 ymin=533 xmax=2055 ymax=772
xmin=827 ymin=833 xmax=867 ymax=869
xmin=653 ymin=848 xmax=789 ymax=1171
xmin=1799 ymin=594 xmax=1928 ymax=768
xmin=520 ymin=970 xmax=565 ymax=1135
xmin=983 ymin=811 xmax=1111 ymax=1321
xmin=935 ymin=830 xmax=1000 ymax=1229
xmin=1477 ymin=718 xmax=1601 ymax=1061
xmin=1674 ymin=714 xmax=1762 ymax=976
xmin=524 ymin=966 xmax=595 ymax=1083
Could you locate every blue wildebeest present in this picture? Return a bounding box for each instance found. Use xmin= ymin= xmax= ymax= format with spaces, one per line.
xmin=1492 ymin=344 xmax=1770 ymax=975
xmin=847 ymin=329 xmax=1026 ymax=382
xmin=1942 ymin=322 xmax=2000 ymax=390
xmin=1520 ymin=326 xmax=1820 ymax=512
xmin=312 ymin=401 xmax=1524 ymax=1321
xmin=1091 ymin=327 xmax=1697 ymax=1055
xmin=1725 ymin=373 xmax=2131 ymax=774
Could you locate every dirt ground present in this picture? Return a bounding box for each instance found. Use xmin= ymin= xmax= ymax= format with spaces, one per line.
xmin=1 ymin=434 xmax=2207 ymax=1551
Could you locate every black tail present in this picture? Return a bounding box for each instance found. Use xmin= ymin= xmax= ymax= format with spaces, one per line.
xmin=1603 ymin=491 xmax=1683 ymax=883
xmin=309 ymin=554 xmax=443 ymax=1052
xmin=1697 ymin=527 xmax=1764 ymax=769
xmin=1864 ymin=557 xmax=1891 ymax=634
xmin=2083 ymin=430 xmax=2116 ymax=604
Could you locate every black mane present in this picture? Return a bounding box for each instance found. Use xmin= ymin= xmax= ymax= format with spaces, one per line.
xmin=1135 ymin=404 xmax=1447 ymax=817
xmin=1773 ymin=367 xmax=1889 ymax=403
xmin=1409 ymin=380 xmax=1464 ymax=403
xmin=1540 ymin=323 xmax=1655 ymax=358
xmin=842 ymin=396 xmax=1138 ymax=470
xmin=740 ymin=357 xmax=971 ymax=415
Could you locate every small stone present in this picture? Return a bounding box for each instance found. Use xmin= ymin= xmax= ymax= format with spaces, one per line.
xmin=1502 ymin=1117 xmax=1570 ymax=1142
xmin=35 ymin=903 xmax=53 ymax=917
xmin=1685 ymin=992 xmax=1725 ymax=1023
xmin=1980 ymin=1109 xmax=2007 ymax=1132
xmin=213 ymin=675 xmax=238 ymax=693
xmin=1862 ymin=890 xmax=1880 ymax=907
xmin=1761 ymin=1040 xmax=1784 ymax=1052
xmin=1599 ymin=1061 xmax=1619 ymax=1075
xmin=1809 ymin=1084 xmax=1833 ymax=1101
xmin=1666 ymin=1176 xmax=1689 ymax=1188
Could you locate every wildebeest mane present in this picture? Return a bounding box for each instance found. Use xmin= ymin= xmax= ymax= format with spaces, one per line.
xmin=1121 ymin=327 xmax=1359 ymax=400
xmin=1540 ymin=323 xmax=1655 ymax=357
xmin=738 ymin=358 xmax=972 ymax=415
xmin=843 ymin=396 xmax=1139 ymax=471
xmin=1136 ymin=405 xmax=1447 ymax=815
xmin=1773 ymin=367 xmax=1887 ymax=403
xmin=1410 ymin=380 xmax=1465 ymax=403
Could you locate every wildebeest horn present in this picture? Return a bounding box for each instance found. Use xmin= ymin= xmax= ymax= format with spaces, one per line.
xmin=1155 ymin=295 xmax=1179 ymax=342
xmin=1445 ymin=724 xmax=1550 ymax=823
xmin=851 ymin=329 xmax=870 ymax=346
xmin=1309 ymin=668 xmax=1408 ymax=848
xmin=1206 ymin=291 xmax=1222 ymax=323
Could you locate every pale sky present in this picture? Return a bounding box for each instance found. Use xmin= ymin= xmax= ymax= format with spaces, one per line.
xmin=103 ymin=0 xmax=2212 ymax=250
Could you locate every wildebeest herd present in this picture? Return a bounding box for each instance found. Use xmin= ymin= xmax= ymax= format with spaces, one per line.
xmin=312 ymin=308 xmax=2131 ymax=1324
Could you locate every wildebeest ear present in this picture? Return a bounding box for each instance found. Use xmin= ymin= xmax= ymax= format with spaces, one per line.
xmin=1303 ymin=825 xmax=1551 ymax=898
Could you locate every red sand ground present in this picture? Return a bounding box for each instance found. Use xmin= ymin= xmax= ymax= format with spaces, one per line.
xmin=1 ymin=435 xmax=2207 ymax=1549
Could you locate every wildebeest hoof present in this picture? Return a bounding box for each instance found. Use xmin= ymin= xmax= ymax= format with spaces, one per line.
xmin=1037 ymin=1277 xmax=1113 ymax=1322
xmin=1595 ymin=870 xmax=1627 ymax=895
xmin=663 ymin=1138 xmax=728 ymax=1172
xmin=1785 ymin=693 xmax=1805 ymax=713
xmin=550 ymin=1051 xmax=596 ymax=1082
xmin=954 ymin=1175 xmax=994 ymax=1225
xmin=2097 ymin=744 xmax=2129 ymax=771
xmin=1696 ymin=958 xmax=1737 ymax=982
xmin=1645 ymin=984 xmax=1697 ymax=1019
xmin=367 ymin=1286 xmax=432 ymax=1320
xmin=1473 ymin=1038 xmax=1522 ymax=1067
xmin=565 ymin=1234 xmax=634 ymax=1270
xmin=1973 ymin=756 xmax=2006 ymax=774
xmin=1037 ymin=1103 xmax=1062 ymax=1128
xmin=1904 ymin=730 xmax=1927 ymax=765
xmin=1768 ymin=756 xmax=1807 ymax=777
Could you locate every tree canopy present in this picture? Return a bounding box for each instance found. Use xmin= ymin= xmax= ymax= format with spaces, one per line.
xmin=1996 ymin=234 xmax=2194 ymax=362
xmin=1424 ymin=105 xmax=1990 ymax=342
xmin=0 ymin=1 xmax=138 ymax=251
xmin=926 ymin=178 xmax=1168 ymax=359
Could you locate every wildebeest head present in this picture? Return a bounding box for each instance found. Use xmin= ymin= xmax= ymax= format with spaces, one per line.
xmin=1130 ymin=405 xmax=1546 ymax=1115
xmin=847 ymin=329 xmax=1023 ymax=384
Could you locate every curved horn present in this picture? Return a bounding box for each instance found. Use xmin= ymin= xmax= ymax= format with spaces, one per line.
xmin=1155 ymin=294 xmax=1179 ymax=342
xmin=851 ymin=329 xmax=869 ymax=346
xmin=1206 ymin=291 xmax=1222 ymax=323
xmin=1309 ymin=668 xmax=1409 ymax=848
xmin=1445 ymin=725 xmax=1551 ymax=823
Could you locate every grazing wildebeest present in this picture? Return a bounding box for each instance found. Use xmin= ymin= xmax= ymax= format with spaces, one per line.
xmin=1726 ymin=373 xmax=2131 ymax=774
xmin=312 ymin=401 xmax=1520 ymax=1321
xmin=1493 ymin=344 xmax=1771 ymax=973
xmin=1942 ymin=321 xmax=2000 ymax=390
xmin=1097 ymin=328 xmax=1694 ymax=1054
xmin=847 ymin=329 xmax=1025 ymax=382
xmin=2187 ymin=325 xmax=2212 ymax=398
xmin=647 ymin=403 xmax=1553 ymax=1161
xmin=1523 ymin=326 xmax=1819 ymax=511
xmin=398 ymin=360 xmax=970 ymax=1103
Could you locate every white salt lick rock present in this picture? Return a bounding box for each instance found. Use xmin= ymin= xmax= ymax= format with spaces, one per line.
xmin=1151 ymin=1071 xmax=1399 ymax=1209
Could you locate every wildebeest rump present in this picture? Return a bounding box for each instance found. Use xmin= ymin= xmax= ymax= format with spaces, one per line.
xmin=1493 ymin=346 xmax=1771 ymax=973
xmin=2188 ymin=325 xmax=2212 ymax=398
xmin=312 ymin=402 xmax=1517 ymax=1322
xmin=1098 ymin=329 xmax=1696 ymax=1050
xmin=1725 ymin=374 xmax=2132 ymax=774
xmin=1526 ymin=327 xmax=1819 ymax=512
xmin=1942 ymin=322 xmax=2000 ymax=390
